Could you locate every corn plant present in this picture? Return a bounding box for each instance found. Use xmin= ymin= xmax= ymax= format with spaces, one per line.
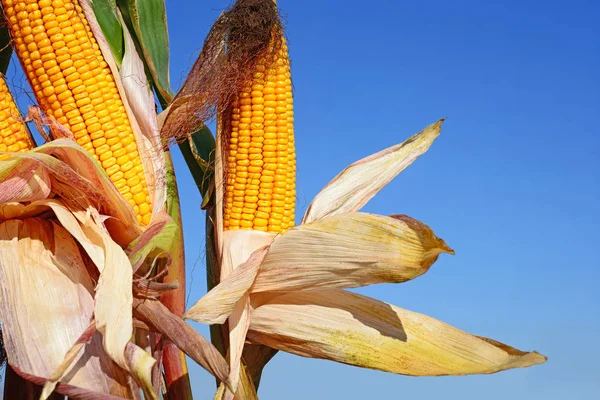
xmin=0 ymin=0 xmax=546 ymax=399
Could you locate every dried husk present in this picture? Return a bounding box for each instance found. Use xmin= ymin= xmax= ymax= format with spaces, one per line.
xmin=248 ymin=290 xmax=547 ymax=376
xmin=303 ymin=120 xmax=443 ymax=224
xmin=0 ymin=218 xmax=131 ymax=397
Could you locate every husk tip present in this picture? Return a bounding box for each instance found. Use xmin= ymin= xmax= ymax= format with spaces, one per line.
xmin=523 ymin=350 xmax=548 ymax=366
xmin=435 ymin=238 xmax=455 ymax=256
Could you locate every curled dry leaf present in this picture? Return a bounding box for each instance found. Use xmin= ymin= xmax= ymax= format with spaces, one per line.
xmin=248 ymin=290 xmax=547 ymax=376
xmin=302 ymin=119 xmax=444 ymax=224
xmin=41 ymin=323 xmax=96 ymax=400
xmin=132 ymin=298 xmax=231 ymax=388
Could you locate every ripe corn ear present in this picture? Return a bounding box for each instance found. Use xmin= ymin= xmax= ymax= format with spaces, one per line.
xmin=2 ymin=0 xmax=152 ymax=225
xmin=223 ymin=39 xmax=296 ymax=234
xmin=0 ymin=74 xmax=34 ymax=153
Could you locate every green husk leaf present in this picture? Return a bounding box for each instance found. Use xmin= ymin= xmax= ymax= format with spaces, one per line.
xmin=90 ymin=0 xmax=124 ymax=65
xmin=126 ymin=211 xmax=178 ymax=273
xmin=118 ymin=0 xmax=174 ymax=100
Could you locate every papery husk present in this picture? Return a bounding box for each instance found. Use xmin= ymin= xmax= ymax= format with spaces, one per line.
xmin=38 ymin=200 xmax=155 ymax=397
xmin=185 ymin=246 xmax=269 ymax=324
xmin=248 ymin=290 xmax=547 ymax=376
xmin=302 ymin=120 xmax=443 ymax=224
xmin=216 ymin=230 xmax=275 ymax=399
xmin=253 ymin=212 xmax=454 ymax=293
xmin=0 ymin=146 xmax=157 ymax=396
xmin=0 ymin=218 xmax=131 ymax=397
xmin=41 ymin=323 xmax=96 ymax=399
xmin=0 ymin=141 xmax=141 ymax=245
xmin=186 ymin=212 xmax=453 ymax=325
xmin=213 ymin=362 xmax=258 ymax=400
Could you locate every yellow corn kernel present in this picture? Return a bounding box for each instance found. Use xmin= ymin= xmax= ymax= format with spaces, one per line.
xmin=4 ymin=0 xmax=151 ymax=224
xmin=223 ymin=39 xmax=295 ymax=233
xmin=0 ymin=75 xmax=35 ymax=156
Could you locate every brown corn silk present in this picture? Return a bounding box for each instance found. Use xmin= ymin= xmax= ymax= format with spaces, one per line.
xmin=2 ymin=0 xmax=152 ymax=224
xmin=223 ymin=39 xmax=296 ymax=233
xmin=0 ymin=74 xmax=34 ymax=153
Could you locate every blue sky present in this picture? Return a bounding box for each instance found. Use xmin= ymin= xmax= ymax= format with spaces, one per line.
xmin=3 ymin=0 xmax=598 ymax=398
xmin=165 ymin=1 xmax=599 ymax=399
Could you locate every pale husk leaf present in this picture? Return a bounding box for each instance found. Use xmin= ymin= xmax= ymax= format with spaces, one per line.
xmin=91 ymin=207 xmax=156 ymax=394
xmin=252 ymin=212 xmax=454 ymax=293
xmin=302 ymin=120 xmax=444 ymax=224
xmin=0 ymin=218 xmax=130 ymax=396
xmin=41 ymin=323 xmax=96 ymax=399
xmin=248 ymin=290 xmax=547 ymax=376
xmin=214 ymin=230 xmax=275 ymax=398
xmin=213 ymin=362 xmax=258 ymax=400
xmin=184 ymin=246 xmax=269 ymax=324
xmin=38 ymin=200 xmax=155 ymax=395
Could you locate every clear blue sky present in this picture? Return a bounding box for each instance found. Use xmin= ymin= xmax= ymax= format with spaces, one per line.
xmin=3 ymin=0 xmax=599 ymax=399
xmin=165 ymin=1 xmax=599 ymax=399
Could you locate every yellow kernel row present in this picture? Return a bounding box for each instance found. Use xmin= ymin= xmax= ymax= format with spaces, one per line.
xmin=0 ymin=74 xmax=35 ymax=154
xmin=223 ymin=40 xmax=296 ymax=233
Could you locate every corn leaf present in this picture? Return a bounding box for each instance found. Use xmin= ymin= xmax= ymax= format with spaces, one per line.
xmin=248 ymin=290 xmax=547 ymax=376
xmin=218 ymin=230 xmax=275 ymax=397
xmin=37 ymin=200 xmax=156 ymax=396
xmin=91 ymin=208 xmax=156 ymax=395
xmin=90 ymin=0 xmax=124 ymax=65
xmin=10 ymin=365 xmax=128 ymax=400
xmin=0 ymin=219 xmax=131 ymax=396
xmin=118 ymin=0 xmax=174 ymax=101
xmin=303 ymin=119 xmax=444 ymax=224
xmin=41 ymin=323 xmax=96 ymax=399
xmin=117 ymin=13 xmax=166 ymax=221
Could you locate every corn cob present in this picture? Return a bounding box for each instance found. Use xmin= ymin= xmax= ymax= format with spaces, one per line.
xmin=223 ymin=39 xmax=296 ymax=233
xmin=2 ymin=0 xmax=152 ymax=225
xmin=0 ymin=74 xmax=34 ymax=153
